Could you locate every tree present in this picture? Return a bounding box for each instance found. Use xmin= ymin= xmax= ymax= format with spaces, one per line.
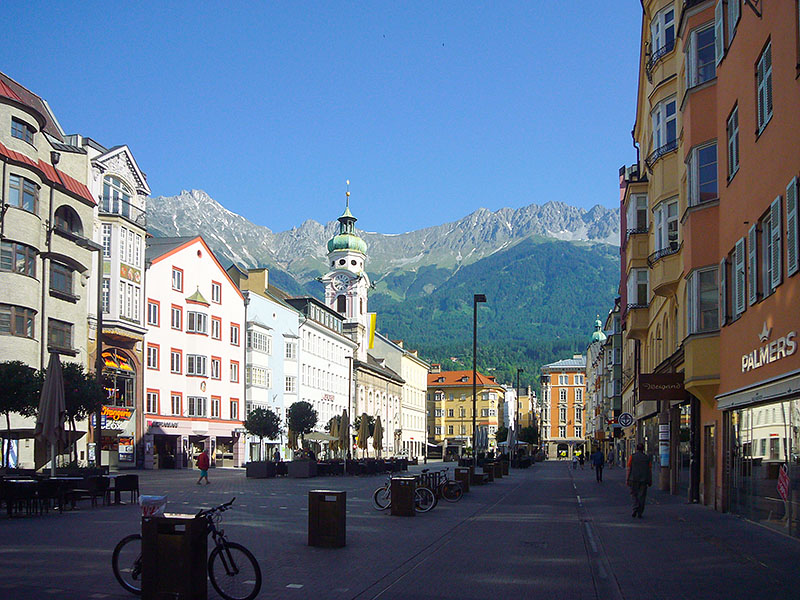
xmin=287 ymin=401 xmax=317 ymax=444
xmin=62 ymin=363 xmax=105 ymax=465
xmin=244 ymin=407 xmax=282 ymax=460
xmin=495 ymin=425 xmax=508 ymax=444
xmin=518 ymin=426 xmax=539 ymax=445
xmin=0 ymin=361 xmax=41 ymax=467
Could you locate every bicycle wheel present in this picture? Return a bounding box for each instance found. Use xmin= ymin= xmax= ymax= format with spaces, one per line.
xmin=208 ymin=541 xmax=262 ymax=600
xmin=112 ymin=534 xmax=143 ymax=595
xmin=372 ymin=485 xmax=391 ymax=510
xmin=441 ymin=481 xmax=463 ymax=503
xmin=414 ymin=486 xmax=436 ymax=513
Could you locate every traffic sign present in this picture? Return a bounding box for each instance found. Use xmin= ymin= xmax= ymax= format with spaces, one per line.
xmin=618 ymin=412 xmax=634 ymax=428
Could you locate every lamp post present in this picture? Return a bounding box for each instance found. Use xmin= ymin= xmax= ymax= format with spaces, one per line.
xmin=516 ymin=368 xmax=523 ymax=461
xmin=472 ymin=293 xmax=486 ymax=468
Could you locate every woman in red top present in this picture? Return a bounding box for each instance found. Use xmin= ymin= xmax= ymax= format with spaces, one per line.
xmin=196 ymin=450 xmax=210 ymax=484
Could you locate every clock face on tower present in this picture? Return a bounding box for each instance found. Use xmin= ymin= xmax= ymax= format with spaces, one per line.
xmin=332 ymin=273 xmax=350 ymax=291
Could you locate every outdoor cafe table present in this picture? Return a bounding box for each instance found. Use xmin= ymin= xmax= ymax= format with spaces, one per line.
xmin=47 ymin=476 xmax=85 ymax=510
xmin=2 ymin=479 xmax=38 ymax=517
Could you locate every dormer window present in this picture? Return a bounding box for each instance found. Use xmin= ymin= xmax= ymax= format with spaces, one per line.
xmin=11 ymin=117 xmax=35 ymax=145
xmin=461 ymin=376 xmax=469 ymax=382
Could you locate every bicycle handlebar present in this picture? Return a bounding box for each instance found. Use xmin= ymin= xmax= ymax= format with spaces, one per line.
xmin=196 ymin=497 xmax=236 ymax=518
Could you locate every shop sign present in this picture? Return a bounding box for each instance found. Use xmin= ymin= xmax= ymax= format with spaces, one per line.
xmin=777 ymin=464 xmax=790 ymax=501
xmin=741 ymin=324 xmax=796 ymax=373
xmin=119 ymin=436 xmax=134 ymax=462
xmin=92 ymin=405 xmax=133 ymax=431
xmin=147 ymin=420 xmax=179 ymax=429
xmin=120 ymin=264 xmax=142 ymax=283
xmin=639 ymin=374 xmax=684 ymax=402
xmin=321 ymin=393 xmax=334 ymax=402
xmin=659 ymin=424 xmax=670 ymax=440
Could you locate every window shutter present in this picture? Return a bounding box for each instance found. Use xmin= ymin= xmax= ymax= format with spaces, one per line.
xmin=770 ymin=196 xmax=782 ymax=289
xmin=685 ymin=35 xmax=694 ymax=89
xmin=787 ymin=177 xmax=799 ymax=276
xmin=714 ymin=1 xmax=724 ymax=65
xmin=734 ymin=238 xmax=746 ymax=316
xmin=719 ymin=257 xmax=727 ymax=327
xmin=728 ymin=0 xmax=740 ymax=39
xmin=748 ymin=224 xmax=758 ymax=305
xmin=764 ymin=45 xmax=773 ymax=119
xmin=687 ymin=273 xmax=696 ymax=334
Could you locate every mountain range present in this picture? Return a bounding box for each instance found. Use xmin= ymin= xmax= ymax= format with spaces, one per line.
xmin=147 ymin=190 xmax=621 ymax=386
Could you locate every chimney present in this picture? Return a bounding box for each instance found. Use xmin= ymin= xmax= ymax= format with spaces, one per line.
xmin=247 ymin=268 xmax=269 ymax=295
xmin=430 ymin=363 xmax=441 ymax=374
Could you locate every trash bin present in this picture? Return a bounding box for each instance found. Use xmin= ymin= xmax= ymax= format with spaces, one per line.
xmin=390 ymin=477 xmax=416 ymax=517
xmin=483 ymin=463 xmax=495 ymax=482
xmin=501 ymin=461 xmax=509 ymax=476
xmin=454 ymin=467 xmax=471 ymax=493
xmin=141 ymin=513 xmax=207 ymax=600
xmin=308 ymin=490 xmax=346 ymax=547
xmin=493 ymin=462 xmax=503 ymax=479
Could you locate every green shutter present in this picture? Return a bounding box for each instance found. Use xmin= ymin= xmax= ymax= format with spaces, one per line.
xmin=714 ymin=1 xmax=724 ymax=65
xmin=748 ymin=225 xmax=758 ymax=305
xmin=787 ymin=177 xmax=799 ymax=276
xmin=719 ymin=257 xmax=727 ymax=327
xmin=734 ymin=238 xmax=746 ymax=316
xmin=770 ymin=196 xmax=782 ymax=290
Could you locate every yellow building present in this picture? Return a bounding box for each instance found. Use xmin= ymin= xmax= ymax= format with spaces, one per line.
xmin=426 ymin=364 xmax=504 ymax=458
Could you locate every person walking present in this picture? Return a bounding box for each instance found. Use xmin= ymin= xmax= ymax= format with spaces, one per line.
xmin=196 ymin=449 xmax=210 ymax=485
xmin=578 ymin=452 xmax=585 ymax=469
xmin=273 ymin=448 xmax=281 ymax=462
xmin=590 ymin=447 xmax=605 ymax=482
xmin=626 ymin=443 xmax=652 ymax=517
xmin=571 ymin=454 xmax=578 ymax=470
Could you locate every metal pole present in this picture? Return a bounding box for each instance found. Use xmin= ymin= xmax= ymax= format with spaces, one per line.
xmin=472 ymin=294 xmax=486 ymax=468
xmin=516 ymin=368 xmax=523 ymax=463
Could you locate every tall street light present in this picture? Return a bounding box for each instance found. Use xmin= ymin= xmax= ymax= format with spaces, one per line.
xmin=516 ymin=368 xmax=523 ymax=461
xmin=472 ymin=293 xmax=486 ymax=468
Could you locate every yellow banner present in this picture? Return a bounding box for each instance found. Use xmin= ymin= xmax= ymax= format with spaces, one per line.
xmin=368 ymin=313 xmax=377 ymax=349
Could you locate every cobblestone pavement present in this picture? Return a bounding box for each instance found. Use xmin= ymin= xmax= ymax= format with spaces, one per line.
xmin=0 ymin=461 xmax=797 ymax=599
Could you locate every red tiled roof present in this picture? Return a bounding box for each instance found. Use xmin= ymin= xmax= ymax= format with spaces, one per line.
xmin=427 ymin=370 xmax=499 ymax=387
xmin=0 ymin=79 xmax=22 ymax=102
xmin=0 ymin=141 xmax=95 ymax=206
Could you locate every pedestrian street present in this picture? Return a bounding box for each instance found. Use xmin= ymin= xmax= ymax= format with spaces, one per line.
xmin=0 ymin=461 xmax=797 ymax=599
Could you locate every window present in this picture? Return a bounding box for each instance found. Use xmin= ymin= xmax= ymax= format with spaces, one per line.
xmin=626 ymin=194 xmax=648 ymax=233
xmin=728 ymin=0 xmax=740 ymax=42
xmin=756 ymin=43 xmax=773 ymax=133
xmin=688 ymin=267 xmax=719 ymax=333
xmin=654 ymin=199 xmax=679 ymax=252
xmin=688 ymin=143 xmax=718 ymax=206
xmin=172 ymin=267 xmax=183 ymax=291
xmin=146 ymin=391 xmax=158 ymax=414
xmin=575 ymin=388 xmax=583 ymax=402
xmin=102 ymin=278 xmax=110 ymax=313
xmin=188 ymin=396 xmax=206 ymax=417
xmin=651 ymin=97 xmax=677 ymax=154
xmin=447 ymin=425 xmax=454 ymax=435
xmin=285 ymin=340 xmax=297 ymax=360
xmin=559 ymin=406 xmax=567 ymax=422
xmin=211 ymin=281 xmax=221 ymax=303
xmin=147 ymin=344 xmax=159 ymax=370
xmin=171 ymin=306 xmax=182 ymax=330
xmin=171 ymin=393 xmax=182 ymax=415
xmin=434 ymin=409 xmax=443 ymax=417
xmin=187 ymin=354 xmax=207 ymax=376
xmin=727 ymin=106 xmax=739 ymax=179
xmin=460 ymin=425 xmax=466 ymax=435
xmin=650 ymin=5 xmax=675 ymax=59
xmin=54 ymin=205 xmax=83 ymax=237
xmin=211 ymin=317 xmax=221 ymax=340
xmin=559 ymin=426 xmax=567 ymax=438
xmin=50 ymin=262 xmax=73 ymax=296
xmin=8 ymin=174 xmax=38 ymax=214
xmin=435 ymin=426 xmax=442 ymax=435
xmin=230 ymin=324 xmax=240 ymax=346
xmin=481 ymin=408 xmax=489 ymax=417
xmin=558 ymin=374 xmax=567 ymax=385
xmin=628 ymin=268 xmax=649 ymax=306
xmin=11 ymin=117 xmax=35 ymax=144
xmin=211 ymin=357 xmax=221 ymax=380
xmin=575 ymin=406 xmax=582 ymax=424
xmin=170 ymin=350 xmax=182 ymax=374
xmin=285 ymin=376 xmax=296 ymax=393
xmin=102 ymin=224 xmax=112 ymax=258
xmin=719 ymin=256 xmax=728 ymax=327
xmin=147 ymin=301 xmax=159 ymax=326
xmin=48 ymin=319 xmax=73 ymax=351
xmin=686 ymin=25 xmax=716 ymax=88
xmin=575 ymin=426 xmax=582 ymax=438
xmin=230 ymin=361 xmax=239 ymax=383
xmin=0 ymin=304 xmax=35 ymax=338
xmin=126 ymin=229 xmax=134 ymax=265
xmin=186 ymin=311 xmax=208 ymax=334
xmin=447 ymin=409 xmax=454 ymax=417
xmin=211 ymin=396 xmax=221 ymax=418
xmin=247 ymin=366 xmax=270 ymax=388
xmin=0 ymin=241 xmax=36 ymax=277
xmin=102 ymin=176 xmax=133 ymax=220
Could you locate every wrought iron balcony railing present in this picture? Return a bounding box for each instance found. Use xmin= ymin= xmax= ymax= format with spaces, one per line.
xmin=645 ymin=38 xmax=675 ymax=81
xmin=647 ymin=242 xmax=681 ymax=267
xmin=100 ymin=196 xmax=147 ymax=227
xmin=645 ymin=138 xmax=678 ymax=169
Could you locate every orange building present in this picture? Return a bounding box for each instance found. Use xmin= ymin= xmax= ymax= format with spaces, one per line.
xmin=540 ymin=355 xmax=586 ymax=459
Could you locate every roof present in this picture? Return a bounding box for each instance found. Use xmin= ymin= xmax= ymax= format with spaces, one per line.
xmin=354 ymin=354 xmax=404 ymax=384
xmin=427 ymin=370 xmax=501 ymax=388
xmin=145 ymin=236 xmax=198 ymax=263
xmin=0 ymin=141 xmax=95 ymax=205
xmin=541 ymin=356 xmax=586 ymax=371
xmin=0 ymin=72 xmax=64 ymax=140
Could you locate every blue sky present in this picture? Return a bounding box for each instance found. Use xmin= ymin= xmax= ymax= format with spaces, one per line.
xmin=4 ymin=2 xmax=641 ymax=234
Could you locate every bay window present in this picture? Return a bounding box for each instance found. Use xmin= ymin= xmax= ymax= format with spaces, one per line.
xmin=687 ymin=267 xmax=719 ymax=333
xmin=687 ymin=143 xmax=718 ymax=206
xmin=686 ymin=25 xmax=716 ymax=88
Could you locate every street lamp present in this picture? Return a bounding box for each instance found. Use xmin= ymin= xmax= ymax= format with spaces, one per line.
xmin=516 ymin=368 xmax=523 ymax=462
xmin=472 ymin=293 xmax=486 ymax=468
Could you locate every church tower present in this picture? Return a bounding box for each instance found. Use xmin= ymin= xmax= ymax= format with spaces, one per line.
xmin=322 ymin=182 xmax=371 ymax=360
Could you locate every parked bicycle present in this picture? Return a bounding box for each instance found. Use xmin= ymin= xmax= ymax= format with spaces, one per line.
xmin=112 ymin=497 xmax=262 ymax=600
xmin=372 ymin=475 xmax=437 ymax=512
xmin=427 ymin=467 xmax=463 ymax=502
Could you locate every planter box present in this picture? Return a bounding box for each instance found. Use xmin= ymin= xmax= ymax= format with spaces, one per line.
xmin=245 ymin=461 xmax=276 ymax=479
xmin=289 ymin=460 xmax=318 ymax=478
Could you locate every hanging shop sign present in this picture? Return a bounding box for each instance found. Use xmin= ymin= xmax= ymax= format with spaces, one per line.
xmin=741 ymin=324 xmax=796 ymax=373
xmin=639 ymin=374 xmax=685 ymax=402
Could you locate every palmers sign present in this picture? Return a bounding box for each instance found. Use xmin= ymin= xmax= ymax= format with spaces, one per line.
xmin=741 ymin=330 xmax=796 ymax=373
xmin=639 ymin=373 xmax=685 ymax=402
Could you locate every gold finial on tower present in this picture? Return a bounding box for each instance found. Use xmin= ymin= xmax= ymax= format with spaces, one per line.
xmin=346 ymin=179 xmax=350 ymax=208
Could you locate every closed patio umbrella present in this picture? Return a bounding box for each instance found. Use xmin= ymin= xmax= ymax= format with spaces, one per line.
xmin=373 ymin=415 xmax=383 ymax=458
xmin=339 ymin=410 xmax=350 ymax=467
xmin=35 ymin=353 xmax=66 ymax=475
xmin=357 ymin=413 xmax=370 ymax=458
xmin=329 ymin=418 xmax=339 ymax=453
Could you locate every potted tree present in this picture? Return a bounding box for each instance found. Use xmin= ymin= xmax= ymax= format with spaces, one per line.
xmin=243 ymin=407 xmax=281 ymax=478
xmin=287 ymin=401 xmax=318 ymax=477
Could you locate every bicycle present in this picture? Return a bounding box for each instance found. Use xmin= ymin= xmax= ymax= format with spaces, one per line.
xmin=428 ymin=467 xmax=463 ymax=503
xmin=372 ymin=475 xmax=437 ymax=513
xmin=112 ymin=497 xmax=262 ymax=600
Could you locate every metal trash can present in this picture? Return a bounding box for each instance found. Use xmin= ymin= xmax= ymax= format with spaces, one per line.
xmin=308 ymin=490 xmax=346 ymax=547
xmin=141 ymin=513 xmax=207 ymax=600
xmin=493 ymin=462 xmax=503 ymax=479
xmin=501 ymin=460 xmax=509 ymax=475
xmin=390 ymin=477 xmax=416 ymax=517
xmin=454 ymin=467 xmax=471 ymax=493
xmin=483 ymin=463 xmax=495 ymax=482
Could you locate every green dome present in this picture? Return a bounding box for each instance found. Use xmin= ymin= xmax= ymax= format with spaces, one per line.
xmin=327 ymin=233 xmax=367 ymax=254
xmin=590 ymin=318 xmax=606 ymax=343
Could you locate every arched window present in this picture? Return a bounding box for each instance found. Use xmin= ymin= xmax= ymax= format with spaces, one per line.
xmin=337 ymin=295 xmax=346 ymax=314
xmin=102 ymin=175 xmax=133 ymax=219
xmin=54 ymin=205 xmax=83 ymax=236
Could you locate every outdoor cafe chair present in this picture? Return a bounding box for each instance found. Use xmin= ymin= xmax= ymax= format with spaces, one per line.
xmin=110 ymin=474 xmax=139 ymax=504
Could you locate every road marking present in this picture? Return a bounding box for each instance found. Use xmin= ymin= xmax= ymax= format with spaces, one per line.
xmin=286 ymin=583 xmax=304 ymax=589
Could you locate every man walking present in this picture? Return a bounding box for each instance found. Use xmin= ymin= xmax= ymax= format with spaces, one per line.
xmin=196 ymin=449 xmax=210 ymax=485
xmin=626 ymin=443 xmax=652 ymax=517
xmin=590 ymin=447 xmax=605 ymax=482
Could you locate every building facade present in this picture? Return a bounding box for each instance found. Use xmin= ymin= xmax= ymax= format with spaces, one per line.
xmin=143 ymin=236 xmax=246 ymax=469
xmin=540 ymin=355 xmax=586 ymax=459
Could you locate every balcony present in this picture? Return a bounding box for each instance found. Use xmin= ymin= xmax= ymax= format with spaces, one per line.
xmin=625 ymin=304 xmax=649 ymax=339
xmin=645 ymin=39 xmax=675 ymax=83
xmin=645 ymin=139 xmax=678 ymax=170
xmin=99 ymin=196 xmax=146 ymax=227
xmin=648 ymin=242 xmax=683 ymax=297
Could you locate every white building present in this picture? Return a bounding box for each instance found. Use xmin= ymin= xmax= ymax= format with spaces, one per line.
xmin=143 ymin=236 xmax=246 ymax=469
